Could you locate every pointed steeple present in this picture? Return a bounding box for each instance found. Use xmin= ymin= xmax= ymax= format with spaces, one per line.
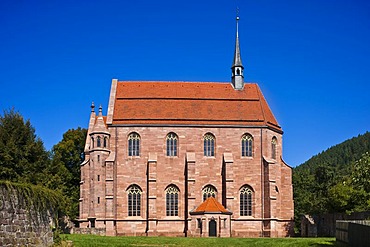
xmin=231 ymin=12 xmax=244 ymax=90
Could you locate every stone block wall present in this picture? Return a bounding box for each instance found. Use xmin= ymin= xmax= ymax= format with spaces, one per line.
xmin=0 ymin=186 xmax=53 ymax=247
xmin=73 ymin=227 xmax=106 ymax=235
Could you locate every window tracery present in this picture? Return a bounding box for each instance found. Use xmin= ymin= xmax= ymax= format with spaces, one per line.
xmin=202 ymin=185 xmax=217 ymax=201
xmin=166 ymin=185 xmax=179 ymax=216
xmin=128 ymin=133 xmax=140 ymax=156
xmin=241 ymin=134 xmax=253 ymax=157
xmin=204 ymin=133 xmax=215 ymax=157
xmin=127 ymin=185 xmax=142 ymax=216
xmin=240 ymin=186 xmax=252 ymax=216
xmin=166 ymin=133 xmax=178 ymax=157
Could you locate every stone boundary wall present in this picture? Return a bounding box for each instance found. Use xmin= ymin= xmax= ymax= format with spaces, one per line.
xmin=74 ymin=227 xmax=106 ymax=235
xmin=336 ymin=220 xmax=370 ymax=247
xmin=0 ymin=186 xmax=53 ymax=247
xmin=301 ymin=211 xmax=370 ymax=237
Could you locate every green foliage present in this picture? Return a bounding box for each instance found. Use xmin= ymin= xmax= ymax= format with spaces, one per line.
xmin=351 ymin=152 xmax=370 ymax=192
xmin=0 ymin=108 xmax=87 ymax=221
xmin=0 ymin=180 xmax=64 ymax=221
xmin=61 ymin=235 xmax=338 ymax=247
xmin=0 ymin=109 xmax=49 ymax=184
xmin=293 ymin=132 xmax=370 ymax=234
xmin=49 ymin=127 xmax=87 ymax=220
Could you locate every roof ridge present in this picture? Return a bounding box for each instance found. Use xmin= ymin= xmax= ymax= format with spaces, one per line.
xmin=118 ymin=81 xmax=258 ymax=84
xmin=213 ymin=197 xmax=226 ymax=212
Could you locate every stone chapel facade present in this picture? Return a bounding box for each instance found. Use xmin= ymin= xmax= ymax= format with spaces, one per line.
xmin=78 ymin=16 xmax=294 ymax=237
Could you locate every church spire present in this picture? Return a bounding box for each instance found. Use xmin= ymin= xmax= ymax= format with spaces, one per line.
xmin=231 ymin=10 xmax=244 ymax=90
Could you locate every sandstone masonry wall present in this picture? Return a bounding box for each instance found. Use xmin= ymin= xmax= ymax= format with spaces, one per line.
xmin=0 ymin=186 xmax=53 ymax=247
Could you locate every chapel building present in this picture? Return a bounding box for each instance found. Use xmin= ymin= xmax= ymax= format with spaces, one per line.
xmin=78 ymin=16 xmax=294 ymax=237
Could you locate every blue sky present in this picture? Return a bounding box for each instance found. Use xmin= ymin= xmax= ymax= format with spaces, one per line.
xmin=1 ymin=0 xmax=369 ymax=167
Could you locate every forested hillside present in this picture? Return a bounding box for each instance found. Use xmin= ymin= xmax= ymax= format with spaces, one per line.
xmin=296 ymin=132 xmax=370 ymax=174
xmin=293 ymin=131 xmax=370 ymax=233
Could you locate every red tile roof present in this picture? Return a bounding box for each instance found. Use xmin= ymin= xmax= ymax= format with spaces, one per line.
xmin=191 ymin=197 xmax=231 ymax=214
xmin=112 ymin=81 xmax=281 ymax=131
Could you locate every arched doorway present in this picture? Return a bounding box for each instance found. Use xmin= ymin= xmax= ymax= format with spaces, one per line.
xmin=209 ymin=219 xmax=217 ymax=237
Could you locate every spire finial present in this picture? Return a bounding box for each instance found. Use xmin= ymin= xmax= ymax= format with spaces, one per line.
xmin=91 ymin=101 xmax=95 ymax=112
xmin=236 ymin=7 xmax=240 ymax=37
xmin=231 ymin=7 xmax=244 ymax=90
xmin=98 ymin=104 xmax=103 ymax=116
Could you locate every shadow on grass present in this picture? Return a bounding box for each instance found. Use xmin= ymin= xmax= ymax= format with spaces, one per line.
xmin=313 ymin=240 xmax=346 ymax=247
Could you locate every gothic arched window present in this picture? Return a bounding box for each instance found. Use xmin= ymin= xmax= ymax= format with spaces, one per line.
xmin=202 ymin=185 xmax=217 ymax=201
xmin=103 ymin=137 xmax=108 ymax=148
xmin=127 ymin=185 xmax=142 ymax=216
xmin=241 ymin=134 xmax=253 ymax=157
xmin=204 ymin=133 xmax=215 ymax=157
xmin=166 ymin=185 xmax=179 ymax=216
xmin=240 ymin=186 xmax=253 ymax=216
xmin=166 ymin=133 xmax=178 ymax=157
xmin=128 ymin=133 xmax=140 ymax=156
xmin=97 ymin=136 xmax=101 ymax=147
xmin=271 ymin=137 xmax=277 ymax=160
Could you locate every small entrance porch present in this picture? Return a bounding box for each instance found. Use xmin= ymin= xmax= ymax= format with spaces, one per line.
xmin=189 ymin=197 xmax=232 ymax=237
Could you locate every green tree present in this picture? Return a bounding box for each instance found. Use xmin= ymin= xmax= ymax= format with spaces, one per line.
xmin=328 ymin=181 xmax=354 ymax=213
xmin=0 ymin=109 xmax=49 ymax=184
xmin=50 ymin=127 xmax=87 ymax=220
xmin=351 ymin=152 xmax=370 ymax=192
xmin=350 ymin=152 xmax=370 ymax=211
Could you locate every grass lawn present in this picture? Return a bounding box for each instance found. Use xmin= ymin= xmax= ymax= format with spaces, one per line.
xmin=60 ymin=234 xmax=341 ymax=247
